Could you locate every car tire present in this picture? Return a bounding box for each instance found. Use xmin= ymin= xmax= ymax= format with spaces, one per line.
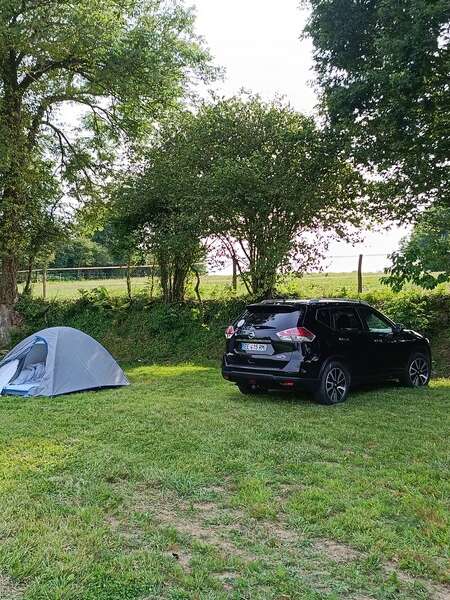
xmin=401 ymin=351 xmax=431 ymax=388
xmin=315 ymin=361 xmax=351 ymax=405
xmin=237 ymin=383 xmax=265 ymax=395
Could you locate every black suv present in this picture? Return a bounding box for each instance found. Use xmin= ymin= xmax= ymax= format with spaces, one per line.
xmin=222 ymin=299 xmax=431 ymax=404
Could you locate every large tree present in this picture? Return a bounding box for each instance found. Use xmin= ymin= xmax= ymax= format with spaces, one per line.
xmin=119 ymin=95 xmax=368 ymax=299
xmin=303 ymin=0 xmax=450 ymax=215
xmin=191 ymin=96 xmax=367 ymax=297
xmin=0 ymin=0 xmax=211 ymax=341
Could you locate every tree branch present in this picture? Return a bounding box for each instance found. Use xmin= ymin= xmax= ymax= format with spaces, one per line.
xmin=19 ymin=57 xmax=83 ymax=91
xmin=42 ymin=120 xmax=96 ymax=192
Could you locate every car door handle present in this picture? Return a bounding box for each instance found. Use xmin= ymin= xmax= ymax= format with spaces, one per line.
xmin=338 ymin=337 xmax=350 ymax=342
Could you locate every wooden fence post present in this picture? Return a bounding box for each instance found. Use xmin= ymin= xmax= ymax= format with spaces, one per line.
xmin=232 ymin=257 xmax=237 ymax=291
xmin=42 ymin=265 xmax=48 ymax=300
xmin=357 ymin=254 xmax=363 ymax=294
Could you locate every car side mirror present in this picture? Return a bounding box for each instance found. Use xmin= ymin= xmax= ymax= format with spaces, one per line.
xmin=393 ymin=323 xmax=405 ymax=333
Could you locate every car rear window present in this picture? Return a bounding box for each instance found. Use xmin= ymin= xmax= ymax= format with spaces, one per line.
xmin=332 ymin=308 xmax=362 ymax=331
xmin=238 ymin=307 xmax=303 ymax=330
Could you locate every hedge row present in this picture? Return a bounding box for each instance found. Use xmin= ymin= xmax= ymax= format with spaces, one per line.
xmin=10 ymin=289 xmax=450 ymax=370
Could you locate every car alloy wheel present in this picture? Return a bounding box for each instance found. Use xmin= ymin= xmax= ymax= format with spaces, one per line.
xmin=409 ymin=357 xmax=429 ymax=387
xmin=325 ymin=367 xmax=347 ymax=403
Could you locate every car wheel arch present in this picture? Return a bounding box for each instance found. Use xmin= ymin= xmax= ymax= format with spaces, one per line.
xmin=318 ymin=355 xmax=352 ymax=380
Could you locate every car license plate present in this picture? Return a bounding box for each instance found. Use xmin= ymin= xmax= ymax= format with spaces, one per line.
xmin=241 ymin=342 xmax=267 ymax=352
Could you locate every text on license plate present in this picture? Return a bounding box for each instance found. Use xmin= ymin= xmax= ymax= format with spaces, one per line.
xmin=241 ymin=342 xmax=267 ymax=352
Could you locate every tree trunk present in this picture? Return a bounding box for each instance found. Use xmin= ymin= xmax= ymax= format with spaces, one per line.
xmin=23 ymin=256 xmax=35 ymax=296
xmin=0 ymin=305 xmax=13 ymax=347
xmin=157 ymin=253 xmax=190 ymax=303
xmin=159 ymin=254 xmax=170 ymax=303
xmin=0 ymin=255 xmax=18 ymax=306
xmin=192 ymin=266 xmax=202 ymax=304
xmin=0 ymin=255 xmax=19 ymax=346
xmin=172 ymin=261 xmax=188 ymax=303
xmin=126 ymin=257 xmax=132 ymax=301
xmin=149 ymin=265 xmax=155 ymax=299
xmin=232 ymin=256 xmax=237 ymax=291
xmin=250 ymin=264 xmax=277 ymax=299
xmin=0 ymin=74 xmax=26 ymax=343
xmin=248 ymin=240 xmax=283 ymax=298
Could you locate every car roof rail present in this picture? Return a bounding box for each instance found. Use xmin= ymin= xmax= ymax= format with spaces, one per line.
xmin=254 ymin=297 xmax=371 ymax=306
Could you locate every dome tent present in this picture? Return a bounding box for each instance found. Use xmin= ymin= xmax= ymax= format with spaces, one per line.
xmin=0 ymin=327 xmax=129 ymax=397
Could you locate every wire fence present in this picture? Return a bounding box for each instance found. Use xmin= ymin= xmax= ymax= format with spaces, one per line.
xmin=17 ymin=254 xmax=391 ymax=299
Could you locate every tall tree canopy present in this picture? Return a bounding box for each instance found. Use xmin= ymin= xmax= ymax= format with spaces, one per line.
xmin=0 ymin=0 xmax=211 ymax=340
xmin=117 ymin=95 xmax=368 ymax=300
xmin=191 ymin=96 xmax=367 ymax=297
xmin=303 ymin=0 xmax=450 ymax=214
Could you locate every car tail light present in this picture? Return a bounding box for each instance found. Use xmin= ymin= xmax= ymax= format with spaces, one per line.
xmin=276 ymin=327 xmax=316 ymax=342
xmin=225 ymin=325 xmax=235 ymax=339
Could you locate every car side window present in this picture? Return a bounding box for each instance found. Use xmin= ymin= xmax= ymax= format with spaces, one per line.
xmin=359 ymin=307 xmax=393 ymax=334
xmin=332 ymin=308 xmax=362 ymax=331
xmin=316 ymin=308 xmax=332 ymax=328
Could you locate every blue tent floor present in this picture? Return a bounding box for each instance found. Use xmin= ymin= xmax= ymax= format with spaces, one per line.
xmin=2 ymin=383 xmax=38 ymax=397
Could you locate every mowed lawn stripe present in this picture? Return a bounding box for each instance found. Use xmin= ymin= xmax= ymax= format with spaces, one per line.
xmin=0 ymin=365 xmax=448 ymax=599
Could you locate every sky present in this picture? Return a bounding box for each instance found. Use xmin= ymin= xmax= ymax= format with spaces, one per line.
xmin=192 ymin=0 xmax=410 ymax=272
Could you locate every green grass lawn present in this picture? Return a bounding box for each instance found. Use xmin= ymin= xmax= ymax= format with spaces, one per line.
xmin=19 ymin=272 xmax=421 ymax=300
xmin=0 ymin=365 xmax=448 ymax=599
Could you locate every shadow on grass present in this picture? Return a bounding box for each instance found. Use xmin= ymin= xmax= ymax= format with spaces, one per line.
xmin=125 ymin=362 xmax=450 ymax=405
xmin=226 ymin=376 xmax=450 ymax=408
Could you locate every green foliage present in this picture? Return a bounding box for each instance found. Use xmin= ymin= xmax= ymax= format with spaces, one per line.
xmin=78 ymin=286 xmax=114 ymax=309
xmin=110 ymin=136 xmax=206 ymax=303
xmin=192 ymin=95 xmax=367 ymax=297
xmin=51 ymin=236 xmax=113 ymax=269
xmin=0 ymin=0 xmax=213 ymax=304
xmin=363 ymin=290 xmax=449 ymax=334
xmin=382 ymin=204 xmax=450 ymax=291
xmin=304 ymin=0 xmax=450 ymax=212
xmin=116 ymin=94 xmax=367 ymax=300
xmin=13 ymin=289 xmax=450 ymax=367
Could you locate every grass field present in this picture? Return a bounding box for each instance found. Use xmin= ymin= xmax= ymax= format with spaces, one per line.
xmin=0 ymin=365 xmax=448 ymax=599
xmin=19 ymin=272 xmax=405 ymax=300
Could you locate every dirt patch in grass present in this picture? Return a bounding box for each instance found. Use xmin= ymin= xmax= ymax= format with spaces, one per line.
xmin=313 ymin=539 xmax=362 ymax=562
xmin=431 ymin=584 xmax=450 ymax=600
xmin=147 ymin=501 xmax=256 ymax=561
xmin=166 ymin=544 xmax=192 ymax=573
xmin=264 ymin=521 xmax=299 ymax=544
xmin=313 ymin=539 xmax=450 ymax=599
xmin=383 ymin=562 xmax=450 ymax=600
xmin=216 ymin=571 xmax=237 ymax=591
xmin=0 ymin=575 xmax=24 ymax=599
xmin=108 ymin=482 xmax=450 ymax=598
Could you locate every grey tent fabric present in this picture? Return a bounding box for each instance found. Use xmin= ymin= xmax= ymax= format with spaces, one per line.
xmin=0 ymin=327 xmax=129 ymax=397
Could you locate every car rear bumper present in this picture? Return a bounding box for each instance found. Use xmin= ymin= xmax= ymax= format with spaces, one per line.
xmin=222 ymin=364 xmax=319 ymax=391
